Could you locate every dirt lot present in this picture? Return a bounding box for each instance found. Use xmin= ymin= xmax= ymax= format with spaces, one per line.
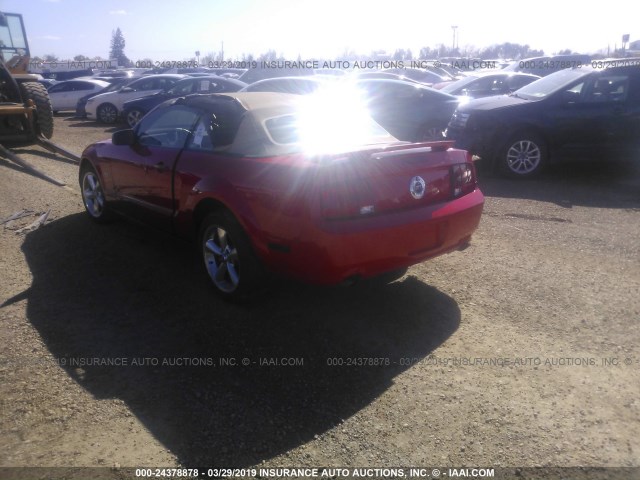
xmin=1 ymin=115 xmax=639 ymax=479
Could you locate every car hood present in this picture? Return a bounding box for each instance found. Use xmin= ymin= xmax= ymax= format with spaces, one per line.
xmin=458 ymin=94 xmax=531 ymax=112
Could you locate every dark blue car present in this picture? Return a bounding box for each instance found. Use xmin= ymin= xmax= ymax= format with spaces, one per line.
xmin=121 ymin=76 xmax=247 ymax=127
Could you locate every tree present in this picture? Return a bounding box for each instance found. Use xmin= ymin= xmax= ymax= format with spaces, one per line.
xmin=109 ymin=28 xmax=131 ymax=67
xmin=43 ymin=53 xmax=58 ymax=62
xmin=419 ymin=47 xmax=433 ymax=59
xmin=74 ymin=54 xmax=89 ymax=62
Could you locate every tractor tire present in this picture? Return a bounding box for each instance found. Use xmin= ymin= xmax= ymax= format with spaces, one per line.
xmin=19 ymin=82 xmax=54 ymax=139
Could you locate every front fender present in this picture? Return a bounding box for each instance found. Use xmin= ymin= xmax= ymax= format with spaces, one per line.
xmin=79 ymin=143 xmax=115 ymax=198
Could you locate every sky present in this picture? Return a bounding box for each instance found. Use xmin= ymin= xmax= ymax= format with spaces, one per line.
xmin=1 ymin=0 xmax=638 ymax=61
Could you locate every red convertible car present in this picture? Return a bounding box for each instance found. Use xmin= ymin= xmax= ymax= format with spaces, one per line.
xmin=80 ymin=92 xmax=484 ymax=300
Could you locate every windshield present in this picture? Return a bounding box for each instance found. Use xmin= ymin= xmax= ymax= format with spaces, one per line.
xmin=514 ymin=69 xmax=589 ymax=100
xmin=0 ymin=13 xmax=28 ymax=61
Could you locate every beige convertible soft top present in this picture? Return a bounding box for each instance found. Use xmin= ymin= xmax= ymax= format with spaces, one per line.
xmin=181 ymin=91 xmax=395 ymax=157
xmin=221 ymin=92 xmax=305 ymax=156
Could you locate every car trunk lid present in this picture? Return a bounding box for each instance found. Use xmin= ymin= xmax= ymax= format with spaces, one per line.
xmin=315 ymin=141 xmax=475 ymax=220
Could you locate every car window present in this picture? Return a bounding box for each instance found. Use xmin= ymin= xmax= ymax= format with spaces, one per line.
xmin=204 ymin=81 xmax=225 ymax=93
xmin=185 ymin=117 xmax=214 ymax=151
xmin=136 ymin=105 xmax=200 ymax=148
xmin=264 ymin=113 xmax=390 ymax=147
xmin=265 ymin=115 xmax=298 ymax=144
xmin=441 ymin=75 xmax=478 ymax=94
xmin=489 ymin=78 xmax=506 ymax=92
xmin=156 ymin=77 xmax=179 ymax=91
xmin=466 ymin=76 xmax=500 ymax=92
xmin=129 ymin=77 xmax=156 ymax=91
xmin=558 ymin=81 xmax=587 ymax=103
xmin=76 ymin=82 xmax=96 ymax=91
xmin=185 ymin=110 xmax=244 ymax=151
xmin=583 ymin=74 xmax=630 ymax=103
xmin=207 ymin=80 xmax=229 ymax=93
xmin=507 ymin=75 xmax=536 ymax=90
xmin=248 ymin=80 xmax=285 ymax=93
xmin=170 ymin=80 xmax=196 ymax=95
xmin=48 ymin=83 xmax=69 ymax=93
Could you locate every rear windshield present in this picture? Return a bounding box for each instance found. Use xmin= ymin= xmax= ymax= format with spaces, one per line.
xmin=264 ymin=113 xmax=393 ymax=149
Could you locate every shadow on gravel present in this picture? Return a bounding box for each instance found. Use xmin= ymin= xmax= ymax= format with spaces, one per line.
xmin=12 ymin=148 xmax=80 ymax=165
xmin=477 ymin=160 xmax=640 ymax=209
xmin=64 ymin=117 xmax=124 ymax=132
xmin=19 ymin=213 xmax=460 ymax=467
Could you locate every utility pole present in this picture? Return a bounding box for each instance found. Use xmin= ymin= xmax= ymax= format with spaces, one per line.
xmin=451 ymin=26 xmax=458 ymax=53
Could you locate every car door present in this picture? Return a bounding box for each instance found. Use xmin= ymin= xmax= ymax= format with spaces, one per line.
xmin=548 ymin=70 xmax=637 ymax=155
xmin=583 ymin=68 xmax=640 ymax=154
xmin=544 ymin=77 xmax=604 ymax=154
xmin=48 ymin=82 xmax=73 ymax=110
xmin=617 ymin=68 xmax=640 ymax=153
xmin=111 ymin=105 xmax=201 ymax=227
xmin=68 ymin=82 xmax=98 ymax=109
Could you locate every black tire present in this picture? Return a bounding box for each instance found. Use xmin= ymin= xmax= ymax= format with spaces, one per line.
xmin=125 ymin=108 xmax=145 ymax=128
xmin=19 ymin=82 xmax=54 ymax=139
xmin=498 ymin=131 xmax=547 ymax=178
xmin=97 ymin=103 xmax=119 ymax=124
xmin=199 ymin=211 xmax=263 ymax=301
xmin=415 ymin=123 xmax=445 ymax=142
xmin=80 ymin=164 xmax=113 ymax=223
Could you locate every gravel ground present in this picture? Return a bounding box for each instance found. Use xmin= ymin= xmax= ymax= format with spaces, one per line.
xmin=0 ymin=115 xmax=639 ymax=479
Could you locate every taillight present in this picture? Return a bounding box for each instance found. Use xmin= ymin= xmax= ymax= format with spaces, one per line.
xmin=451 ymin=162 xmax=477 ymax=197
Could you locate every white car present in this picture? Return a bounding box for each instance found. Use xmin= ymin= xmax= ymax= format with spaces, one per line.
xmin=84 ymin=74 xmax=185 ymax=123
xmin=48 ymin=79 xmax=110 ymax=113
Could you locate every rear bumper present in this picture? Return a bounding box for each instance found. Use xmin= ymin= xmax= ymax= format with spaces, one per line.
xmin=264 ymin=188 xmax=484 ymax=285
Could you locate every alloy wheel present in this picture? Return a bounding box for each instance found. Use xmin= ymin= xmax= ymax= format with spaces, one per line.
xmin=203 ymin=226 xmax=240 ymax=293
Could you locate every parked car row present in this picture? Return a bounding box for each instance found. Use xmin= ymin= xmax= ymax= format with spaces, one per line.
xmin=121 ymin=76 xmax=248 ymax=127
xmin=52 ymin=62 xmax=640 ymax=179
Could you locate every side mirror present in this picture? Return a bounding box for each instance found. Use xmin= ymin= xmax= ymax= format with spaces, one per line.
xmin=120 ymin=86 xmax=134 ymax=93
xmin=112 ymin=129 xmax=136 ymax=146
